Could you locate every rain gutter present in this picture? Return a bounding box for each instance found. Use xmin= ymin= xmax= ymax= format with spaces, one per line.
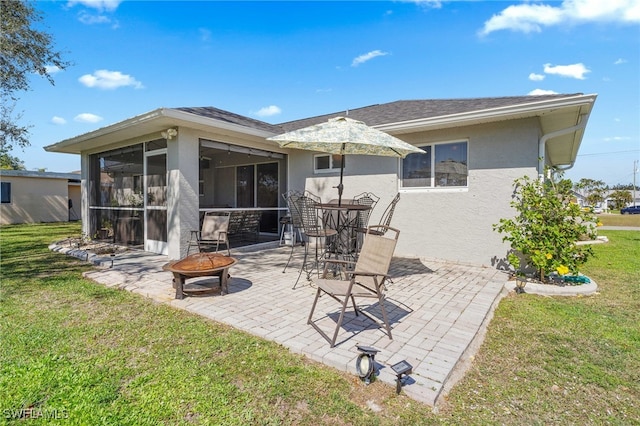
xmin=537 ymin=113 xmax=589 ymax=180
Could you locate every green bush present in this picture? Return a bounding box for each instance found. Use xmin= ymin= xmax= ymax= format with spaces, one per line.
xmin=494 ymin=174 xmax=597 ymax=282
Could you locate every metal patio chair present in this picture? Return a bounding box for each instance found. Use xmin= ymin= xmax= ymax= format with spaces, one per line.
xmin=369 ymin=193 xmax=400 ymax=236
xmin=187 ymin=211 xmax=231 ymax=256
xmin=351 ymin=192 xmax=380 ymax=253
xmin=282 ymin=190 xmax=304 ymax=273
xmin=290 ymin=193 xmax=338 ymax=289
xmin=307 ymin=225 xmax=400 ymax=347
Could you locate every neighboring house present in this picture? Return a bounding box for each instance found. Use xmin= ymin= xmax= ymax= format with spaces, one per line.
xmin=576 ymin=189 xmax=640 ymax=211
xmin=603 ymin=190 xmax=640 ymax=210
xmin=44 ymin=93 xmax=597 ymax=266
xmin=0 ymin=170 xmax=81 ymax=225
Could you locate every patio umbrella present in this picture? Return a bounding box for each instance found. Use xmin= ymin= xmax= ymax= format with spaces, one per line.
xmin=267 ymin=116 xmax=425 ymax=205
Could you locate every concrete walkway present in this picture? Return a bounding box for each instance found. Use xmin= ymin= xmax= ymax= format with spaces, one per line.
xmin=50 ymin=242 xmax=509 ymax=407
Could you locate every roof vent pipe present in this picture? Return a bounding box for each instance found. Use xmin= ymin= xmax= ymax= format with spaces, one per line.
xmin=538 ymin=114 xmax=588 ymax=181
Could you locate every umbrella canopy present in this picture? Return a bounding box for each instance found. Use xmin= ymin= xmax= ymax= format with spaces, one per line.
xmin=268 ymin=116 xmax=425 ymax=204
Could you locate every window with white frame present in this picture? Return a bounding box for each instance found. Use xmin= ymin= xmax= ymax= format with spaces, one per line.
xmin=1 ymin=182 xmax=11 ymax=203
xmin=314 ymin=154 xmax=343 ymax=173
xmin=401 ymin=141 xmax=468 ymax=188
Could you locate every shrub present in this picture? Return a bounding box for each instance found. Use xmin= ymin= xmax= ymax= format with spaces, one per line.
xmin=494 ymin=174 xmax=597 ymax=283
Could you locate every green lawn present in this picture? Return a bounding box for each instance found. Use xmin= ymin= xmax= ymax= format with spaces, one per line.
xmin=597 ymin=213 xmax=640 ymax=227
xmin=1 ymin=223 xmax=638 ymax=425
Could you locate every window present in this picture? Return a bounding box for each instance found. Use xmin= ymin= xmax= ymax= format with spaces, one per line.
xmin=314 ymin=154 xmax=343 ymax=173
xmin=402 ymin=141 xmax=468 ymax=188
xmin=1 ymin=182 xmax=11 ymax=203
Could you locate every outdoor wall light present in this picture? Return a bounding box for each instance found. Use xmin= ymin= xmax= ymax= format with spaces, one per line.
xmin=161 ymin=128 xmax=178 ymax=140
xmin=390 ymin=360 xmax=413 ymax=394
xmin=355 ymin=345 xmax=380 ymax=384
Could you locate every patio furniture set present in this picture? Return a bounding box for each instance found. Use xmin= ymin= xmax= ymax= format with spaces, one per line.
xmin=171 ymin=189 xmax=402 ymax=347
xmin=168 ymin=116 xmax=411 ymax=347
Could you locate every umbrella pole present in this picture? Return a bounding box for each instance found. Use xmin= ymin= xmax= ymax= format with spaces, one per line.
xmin=336 ymin=152 xmax=345 ymax=206
xmin=334 ymin=154 xmax=345 ymax=261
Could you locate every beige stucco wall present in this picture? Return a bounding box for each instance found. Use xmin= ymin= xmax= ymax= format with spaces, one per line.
xmin=287 ymin=118 xmax=541 ymax=267
xmin=68 ymin=184 xmax=81 ymax=221
xmin=0 ymin=176 xmax=71 ymax=224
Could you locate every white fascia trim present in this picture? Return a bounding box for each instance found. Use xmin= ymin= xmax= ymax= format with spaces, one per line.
xmin=45 ymin=108 xmax=277 ymax=151
xmin=374 ymin=94 xmax=598 ymax=133
xmin=44 ymin=108 xmax=168 ymax=151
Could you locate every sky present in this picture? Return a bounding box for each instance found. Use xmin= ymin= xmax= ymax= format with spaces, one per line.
xmin=15 ymin=0 xmax=640 ymax=186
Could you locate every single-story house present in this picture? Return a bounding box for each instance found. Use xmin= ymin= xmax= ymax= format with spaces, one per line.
xmin=0 ymin=170 xmax=81 ymax=225
xmin=44 ymin=93 xmax=597 ymax=266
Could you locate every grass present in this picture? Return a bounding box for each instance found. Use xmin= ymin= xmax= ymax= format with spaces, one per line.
xmin=597 ymin=213 xmax=640 ymax=227
xmin=1 ymin=223 xmax=639 ymax=425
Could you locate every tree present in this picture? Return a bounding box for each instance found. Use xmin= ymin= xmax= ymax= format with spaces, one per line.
xmin=574 ymin=178 xmax=608 ymax=206
xmin=494 ymin=174 xmax=597 ymax=283
xmin=611 ymin=183 xmax=639 ymax=191
xmin=0 ymin=0 xmax=70 ymax=165
xmin=609 ymin=189 xmax=633 ymax=210
xmin=0 ymin=151 xmax=25 ymax=170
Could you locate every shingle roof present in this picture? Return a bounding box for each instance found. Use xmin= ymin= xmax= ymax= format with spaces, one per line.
xmin=175 ymin=106 xmax=283 ymax=133
xmin=276 ymin=94 xmax=584 ymax=131
xmin=0 ymin=170 xmax=81 ymax=181
xmin=176 ymin=94 xmax=586 ymax=135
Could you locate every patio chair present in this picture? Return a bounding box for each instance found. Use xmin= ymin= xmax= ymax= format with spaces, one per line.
xmin=352 ymin=192 xmax=380 ymax=253
xmin=282 ymin=190 xmax=304 ymax=273
xmin=187 ymin=211 xmax=231 ymax=256
xmin=307 ymin=225 xmax=400 ymax=347
xmin=290 ymin=193 xmax=338 ymax=289
xmin=370 ymin=193 xmax=400 ymax=235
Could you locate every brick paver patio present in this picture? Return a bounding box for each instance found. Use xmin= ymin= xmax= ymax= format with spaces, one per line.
xmin=52 ymin=241 xmax=508 ymax=406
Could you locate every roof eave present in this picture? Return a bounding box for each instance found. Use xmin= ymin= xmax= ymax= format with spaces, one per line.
xmin=45 ymin=108 xmax=277 ymax=154
xmin=374 ymin=94 xmax=598 ymax=134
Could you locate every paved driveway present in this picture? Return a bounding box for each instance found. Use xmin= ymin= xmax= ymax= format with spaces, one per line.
xmin=53 ymin=242 xmax=508 ymax=406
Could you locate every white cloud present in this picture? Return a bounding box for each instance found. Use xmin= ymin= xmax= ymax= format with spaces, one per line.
xmin=614 ymin=58 xmax=627 ymax=65
xmin=528 ymin=89 xmax=559 ymax=95
xmin=67 ymin=1 xmax=120 ymax=26
xmin=480 ymin=4 xmax=563 ymax=35
xmin=480 ymin=0 xmax=639 ymax=35
xmin=254 ymin=105 xmax=282 ymax=117
xmin=410 ymin=0 xmax=442 ymax=9
xmin=351 ymin=50 xmax=389 ymax=67
xmin=67 ymin=0 xmax=122 ymax=12
xmin=78 ymin=12 xmax=112 ymax=25
xmin=603 ymin=136 xmax=631 ymax=141
xmin=45 ymin=65 xmax=62 ymax=74
xmin=529 ymin=72 xmax=545 ymax=81
xmin=78 ymin=70 xmax=144 ymax=90
xmin=74 ymin=113 xmax=103 ymax=123
xmin=51 ymin=116 xmax=67 ymax=125
xmin=544 ymin=63 xmax=590 ymax=79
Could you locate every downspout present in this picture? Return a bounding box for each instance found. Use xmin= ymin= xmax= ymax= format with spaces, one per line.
xmin=538 ymin=114 xmax=589 ymax=181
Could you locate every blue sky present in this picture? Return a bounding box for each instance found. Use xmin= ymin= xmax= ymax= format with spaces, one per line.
xmin=18 ymin=0 xmax=640 ymax=186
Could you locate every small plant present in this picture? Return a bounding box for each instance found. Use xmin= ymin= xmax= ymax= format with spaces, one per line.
xmin=494 ymin=173 xmax=597 ymax=283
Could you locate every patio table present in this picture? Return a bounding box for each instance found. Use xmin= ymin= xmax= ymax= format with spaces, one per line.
xmin=319 ymin=203 xmax=371 ymax=259
xmin=163 ymin=252 xmax=237 ymax=299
